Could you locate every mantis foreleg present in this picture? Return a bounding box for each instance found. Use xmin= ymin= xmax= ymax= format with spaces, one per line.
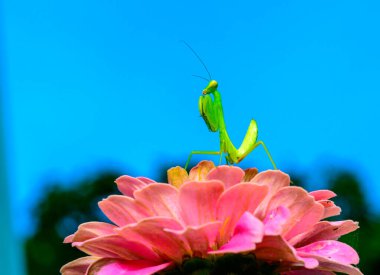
xmin=185 ymin=150 xmax=223 ymax=170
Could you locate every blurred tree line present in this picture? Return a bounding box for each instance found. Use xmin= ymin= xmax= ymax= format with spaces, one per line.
xmin=24 ymin=172 xmax=121 ymax=275
xmin=24 ymin=166 xmax=380 ymax=274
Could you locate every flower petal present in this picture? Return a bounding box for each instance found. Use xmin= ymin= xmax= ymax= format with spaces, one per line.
xmin=309 ymin=190 xmax=341 ymax=219
xmin=251 ymin=170 xmax=291 ymax=218
xmin=115 ymin=176 xmax=149 ymax=197
xmin=206 ymin=165 xmax=245 ymax=189
xmin=167 ymin=166 xmax=189 ymax=188
xmin=99 ymin=195 xmax=151 ymax=227
xmin=254 ymin=235 xmax=303 ymax=264
xmin=188 ymin=160 xmax=215 ymax=181
xmin=134 ymin=184 xmax=182 ymax=221
xmin=282 ymin=270 xmax=335 ymax=275
xmin=289 ymin=220 xmax=359 ymax=247
xmin=285 ymin=203 xmax=324 ymax=240
xmin=309 ymin=190 xmax=336 ymax=201
xmin=216 ymin=183 xmax=268 ymax=241
xmin=263 ymin=206 xmax=290 ymax=235
xmin=265 ymin=186 xmax=324 ymax=239
xmin=136 ymin=176 xmax=156 ymax=184
xmin=297 ymin=255 xmax=320 ymax=269
xmin=60 ymin=256 xmax=99 ymax=275
xmin=297 ymin=240 xmax=359 ymax=265
xmin=166 ymin=221 xmax=222 ymax=257
xmin=179 ymin=180 xmax=224 ymax=226
xmin=303 ymin=255 xmax=363 ymax=275
xmin=87 ymin=259 xmax=172 ymax=275
xmin=318 ymin=199 xmax=341 ymax=219
xmin=65 ymin=222 xmax=116 ymax=244
xmin=117 ymin=217 xmax=188 ymax=262
xmin=74 ymin=234 xmax=160 ymax=262
xmin=209 ymin=212 xmax=264 ymax=254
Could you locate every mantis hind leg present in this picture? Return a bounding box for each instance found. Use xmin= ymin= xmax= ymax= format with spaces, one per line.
xmin=185 ymin=150 xmax=223 ymax=170
xmin=239 ymin=141 xmax=277 ymax=169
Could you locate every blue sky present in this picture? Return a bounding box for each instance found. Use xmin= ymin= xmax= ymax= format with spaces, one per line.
xmin=1 ymin=0 xmax=380 ymax=243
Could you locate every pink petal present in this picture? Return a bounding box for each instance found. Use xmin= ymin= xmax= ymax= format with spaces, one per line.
xmin=136 ymin=176 xmax=156 ymax=184
xmin=285 ymin=203 xmax=324 ymax=240
xmin=134 ymin=184 xmax=182 ymax=221
xmin=166 ymin=221 xmax=221 ymax=257
xmin=289 ymin=220 xmax=359 ymax=247
xmin=206 ymin=165 xmax=245 ymax=189
xmin=297 ymin=255 xmax=319 ymax=269
xmin=216 ymin=183 xmax=268 ymax=241
xmin=189 ymin=160 xmax=216 ymax=181
xmin=87 ymin=259 xmax=172 ymax=275
xmin=65 ymin=222 xmax=117 ymax=244
xmin=282 ymin=270 xmax=335 ymax=275
xmin=318 ymin=199 xmax=341 ymax=219
xmin=297 ymin=240 xmax=359 ymax=265
xmin=263 ymin=206 xmax=290 ymax=235
xmin=117 ymin=217 xmax=188 ymax=262
xmin=254 ymin=235 xmax=303 ymax=264
xmin=265 ymin=186 xmax=324 ymax=239
xmin=179 ymin=180 xmax=224 ymax=226
xmin=64 ymin=234 xmax=74 ymax=243
xmin=309 ymin=190 xmax=341 ymax=219
xmin=98 ymin=195 xmax=151 ymax=227
xmin=74 ymin=234 xmax=160 ymax=262
xmin=209 ymin=212 xmax=264 ymax=254
xmin=115 ymin=176 xmax=149 ymax=197
xmin=251 ymin=170 xmax=291 ymax=218
xmin=60 ymin=256 xmax=99 ymax=275
xmin=309 ymin=190 xmax=336 ymax=201
xmin=297 ymin=254 xmax=363 ymax=275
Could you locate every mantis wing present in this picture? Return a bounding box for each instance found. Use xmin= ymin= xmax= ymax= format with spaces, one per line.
xmin=198 ymin=94 xmax=220 ymax=132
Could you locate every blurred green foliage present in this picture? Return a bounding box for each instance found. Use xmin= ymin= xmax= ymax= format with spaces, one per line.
xmin=24 ymin=172 xmax=121 ymax=275
xmin=24 ymin=167 xmax=380 ymax=274
xmin=327 ymin=171 xmax=380 ymax=274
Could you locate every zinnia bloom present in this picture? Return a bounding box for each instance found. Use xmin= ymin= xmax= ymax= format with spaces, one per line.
xmin=61 ymin=161 xmax=361 ymax=274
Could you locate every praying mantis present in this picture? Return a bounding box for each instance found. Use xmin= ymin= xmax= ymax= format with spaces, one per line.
xmin=183 ymin=42 xmax=277 ymax=170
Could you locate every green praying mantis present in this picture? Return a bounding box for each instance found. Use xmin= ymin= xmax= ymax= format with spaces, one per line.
xmin=183 ymin=42 xmax=277 ymax=170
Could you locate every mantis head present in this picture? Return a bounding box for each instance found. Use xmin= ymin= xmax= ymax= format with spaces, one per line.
xmin=202 ymin=80 xmax=218 ymax=94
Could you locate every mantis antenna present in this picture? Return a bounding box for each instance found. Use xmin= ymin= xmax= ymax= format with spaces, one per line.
xmin=191 ymin=75 xmax=210 ymax=82
xmin=181 ymin=40 xmax=212 ymax=80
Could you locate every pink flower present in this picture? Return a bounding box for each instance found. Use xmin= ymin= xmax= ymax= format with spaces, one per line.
xmin=61 ymin=161 xmax=361 ymax=275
